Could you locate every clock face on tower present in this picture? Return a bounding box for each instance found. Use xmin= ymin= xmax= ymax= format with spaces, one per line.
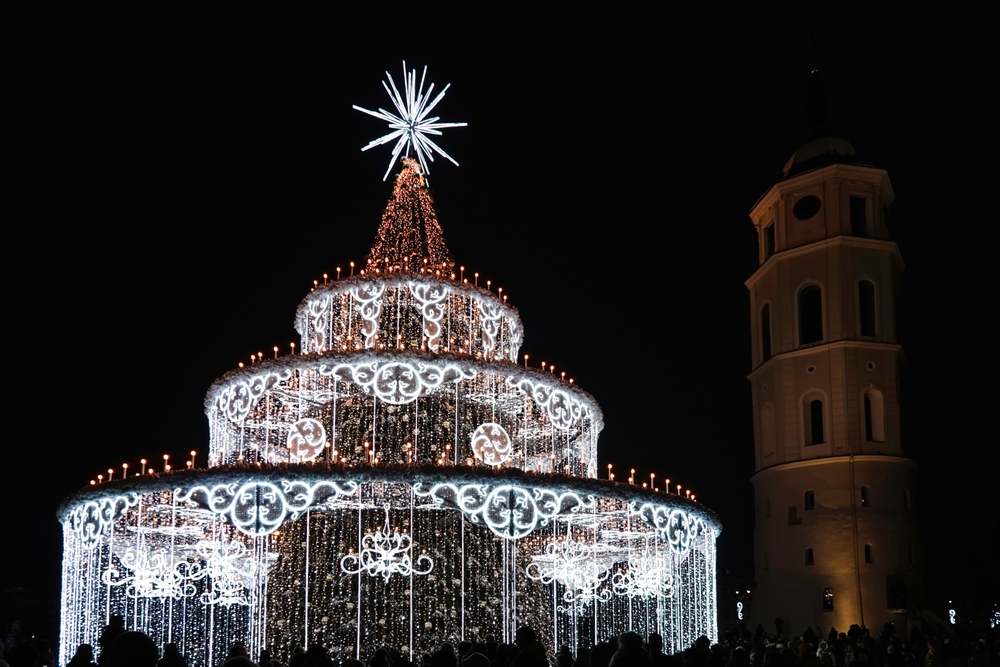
xmin=793 ymin=195 xmax=821 ymax=220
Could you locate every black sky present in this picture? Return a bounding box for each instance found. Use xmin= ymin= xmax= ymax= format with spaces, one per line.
xmin=5 ymin=5 xmax=996 ymax=637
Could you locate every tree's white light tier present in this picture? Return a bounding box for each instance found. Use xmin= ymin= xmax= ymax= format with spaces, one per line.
xmin=58 ymin=467 xmax=720 ymax=666
xmin=294 ymin=275 xmax=522 ymax=361
xmin=205 ymin=350 xmax=602 ymax=476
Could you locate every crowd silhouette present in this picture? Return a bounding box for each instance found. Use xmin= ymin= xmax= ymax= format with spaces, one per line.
xmin=1 ymin=614 xmax=997 ymax=667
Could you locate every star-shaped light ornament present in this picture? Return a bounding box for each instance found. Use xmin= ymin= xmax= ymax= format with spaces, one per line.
xmin=354 ymin=62 xmax=467 ymax=181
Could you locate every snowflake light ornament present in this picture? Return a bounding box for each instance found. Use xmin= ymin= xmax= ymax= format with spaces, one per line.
xmin=354 ymin=62 xmax=467 ymax=181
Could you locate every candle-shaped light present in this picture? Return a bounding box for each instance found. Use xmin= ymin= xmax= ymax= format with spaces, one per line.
xmin=163 ymin=454 xmax=169 ymax=472
xmin=524 ymin=354 xmax=529 ymax=369
xmin=323 ymin=273 xmax=328 ymax=284
xmin=273 ymin=346 xmax=278 ymax=359
xmin=350 ymin=261 xmax=355 ymax=277
xmin=336 ymin=267 xmax=341 ymax=280
xmin=474 ymin=272 xmax=479 ymax=286
xmin=290 ymin=342 xmax=295 ymax=355
xmin=108 ymin=468 xmax=114 ymax=481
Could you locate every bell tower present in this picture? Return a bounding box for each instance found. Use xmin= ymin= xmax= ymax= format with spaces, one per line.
xmin=746 ymin=72 xmax=921 ymax=635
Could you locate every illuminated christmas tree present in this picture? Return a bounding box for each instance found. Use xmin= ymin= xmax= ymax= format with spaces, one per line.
xmin=367 ymin=159 xmax=454 ymax=276
xmin=57 ymin=64 xmax=720 ymax=667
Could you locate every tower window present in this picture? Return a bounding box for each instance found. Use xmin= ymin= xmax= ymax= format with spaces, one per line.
xmin=805 ymin=490 xmax=815 ymax=510
xmin=865 ymin=544 xmax=874 ymax=563
xmin=850 ymin=196 xmax=867 ymax=236
xmin=798 ymin=285 xmax=823 ymax=345
xmin=804 ymin=397 xmax=825 ymax=445
xmin=863 ymin=388 xmax=885 ymax=442
xmin=861 ymin=486 xmax=871 ymax=507
xmin=805 ymin=548 xmax=814 ymax=565
xmin=859 ymin=280 xmax=877 ymax=336
xmin=788 ymin=506 xmax=802 ymax=525
xmin=823 ymin=587 xmax=834 ymax=611
xmin=764 ymin=224 xmax=775 ymax=259
xmin=761 ymin=304 xmax=772 ymax=362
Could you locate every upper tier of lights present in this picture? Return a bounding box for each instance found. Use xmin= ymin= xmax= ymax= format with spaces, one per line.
xmin=205 ymin=160 xmax=602 ymax=477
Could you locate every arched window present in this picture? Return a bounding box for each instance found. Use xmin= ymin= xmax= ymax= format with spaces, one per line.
xmin=761 ymin=303 xmax=773 ymax=362
xmin=864 ymin=544 xmax=874 ymax=563
xmin=804 ymin=395 xmax=825 ymax=445
xmin=761 ymin=404 xmax=776 ymax=465
xmin=823 ymin=587 xmax=834 ymax=611
xmin=859 ymin=280 xmax=877 ymax=336
xmin=863 ymin=388 xmax=885 ymax=442
xmin=805 ymin=548 xmax=814 ymax=565
xmin=799 ymin=285 xmax=823 ymax=344
xmin=805 ymin=490 xmax=815 ymax=510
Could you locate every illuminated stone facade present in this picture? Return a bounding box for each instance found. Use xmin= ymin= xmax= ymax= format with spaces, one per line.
xmin=745 ymin=139 xmax=921 ymax=634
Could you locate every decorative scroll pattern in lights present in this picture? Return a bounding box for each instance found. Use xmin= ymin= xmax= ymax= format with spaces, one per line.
xmin=340 ymin=506 xmax=433 ymax=582
xmin=353 ymin=62 xmax=467 ymax=180
xmin=526 ymin=538 xmax=612 ymax=608
xmin=636 ymin=503 xmax=706 ymax=556
xmin=509 ymin=375 xmax=590 ymax=430
xmin=287 ymin=418 xmax=326 ymax=463
xmin=175 ymin=480 xmax=360 ymax=537
xmin=349 ymin=282 xmax=386 ymax=349
xmin=321 ymin=359 xmax=476 ymax=405
xmin=102 ymin=546 xmax=198 ymax=599
xmin=414 ymin=482 xmax=593 ymax=539
xmin=196 ymin=539 xmax=276 ymax=607
xmin=215 ymin=370 xmax=292 ymax=424
xmin=471 ymin=423 xmax=513 ymax=466
xmin=307 ymin=294 xmax=332 ymax=351
xmin=611 ymin=555 xmax=674 ymax=598
xmin=409 ymin=281 xmax=447 ymax=351
xmin=69 ymin=494 xmax=138 ymax=549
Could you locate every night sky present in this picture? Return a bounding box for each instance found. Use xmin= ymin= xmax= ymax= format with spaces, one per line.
xmin=6 ymin=6 xmax=995 ymax=638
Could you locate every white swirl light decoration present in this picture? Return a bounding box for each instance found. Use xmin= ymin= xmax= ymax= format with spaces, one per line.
xmin=477 ymin=298 xmax=505 ymax=360
xmin=510 ymin=376 xmax=588 ymax=431
xmin=414 ymin=482 xmax=593 ymax=540
xmin=102 ymin=546 xmax=200 ymax=600
xmin=215 ymin=369 xmax=292 ymax=425
xmin=635 ymin=503 xmax=706 ymax=556
xmin=308 ymin=294 xmax=332 ymax=351
xmin=349 ymin=282 xmax=386 ymax=348
xmin=69 ymin=494 xmax=139 ymax=549
xmin=322 ymin=359 xmax=476 ymax=405
xmin=287 ymin=418 xmax=326 ymax=463
xmin=195 ymin=540 xmax=277 ymax=607
xmin=409 ymin=281 xmax=447 ymax=351
xmin=611 ymin=555 xmax=674 ymax=599
xmin=471 ymin=422 xmax=512 ymax=466
xmin=526 ymin=538 xmax=612 ymax=609
xmin=340 ymin=506 xmax=433 ymax=582
xmin=174 ymin=479 xmax=360 ymax=537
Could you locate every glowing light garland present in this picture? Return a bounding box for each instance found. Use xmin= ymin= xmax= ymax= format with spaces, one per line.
xmin=354 ymin=63 xmax=467 ymax=180
xmin=102 ymin=546 xmax=199 ymax=600
xmin=471 ymin=422 xmax=513 ymax=465
xmin=340 ymin=506 xmax=433 ymax=582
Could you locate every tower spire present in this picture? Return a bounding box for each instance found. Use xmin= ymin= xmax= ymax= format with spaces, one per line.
xmin=366 ymin=158 xmax=454 ymax=275
xmin=805 ymin=68 xmax=832 ymax=140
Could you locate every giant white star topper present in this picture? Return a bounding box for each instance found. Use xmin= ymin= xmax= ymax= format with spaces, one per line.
xmin=354 ymin=62 xmax=467 ymax=181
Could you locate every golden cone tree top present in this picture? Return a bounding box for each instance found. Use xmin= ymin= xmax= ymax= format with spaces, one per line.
xmin=366 ymin=159 xmax=454 ymax=275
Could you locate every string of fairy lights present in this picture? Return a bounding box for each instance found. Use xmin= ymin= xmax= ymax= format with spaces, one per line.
xmin=60 ymin=68 xmax=719 ymax=667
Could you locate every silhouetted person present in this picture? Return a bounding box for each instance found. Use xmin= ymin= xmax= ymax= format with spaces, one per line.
xmin=611 ymin=632 xmax=652 ymax=666
xmin=97 ymin=615 xmax=126 ymax=665
xmin=573 ymin=647 xmax=592 ymax=667
xmin=157 ymin=643 xmax=187 ymax=667
xmin=107 ymin=632 xmax=158 ymax=667
xmin=67 ymin=644 xmax=98 ymax=667
xmin=511 ymin=627 xmax=547 ymax=667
